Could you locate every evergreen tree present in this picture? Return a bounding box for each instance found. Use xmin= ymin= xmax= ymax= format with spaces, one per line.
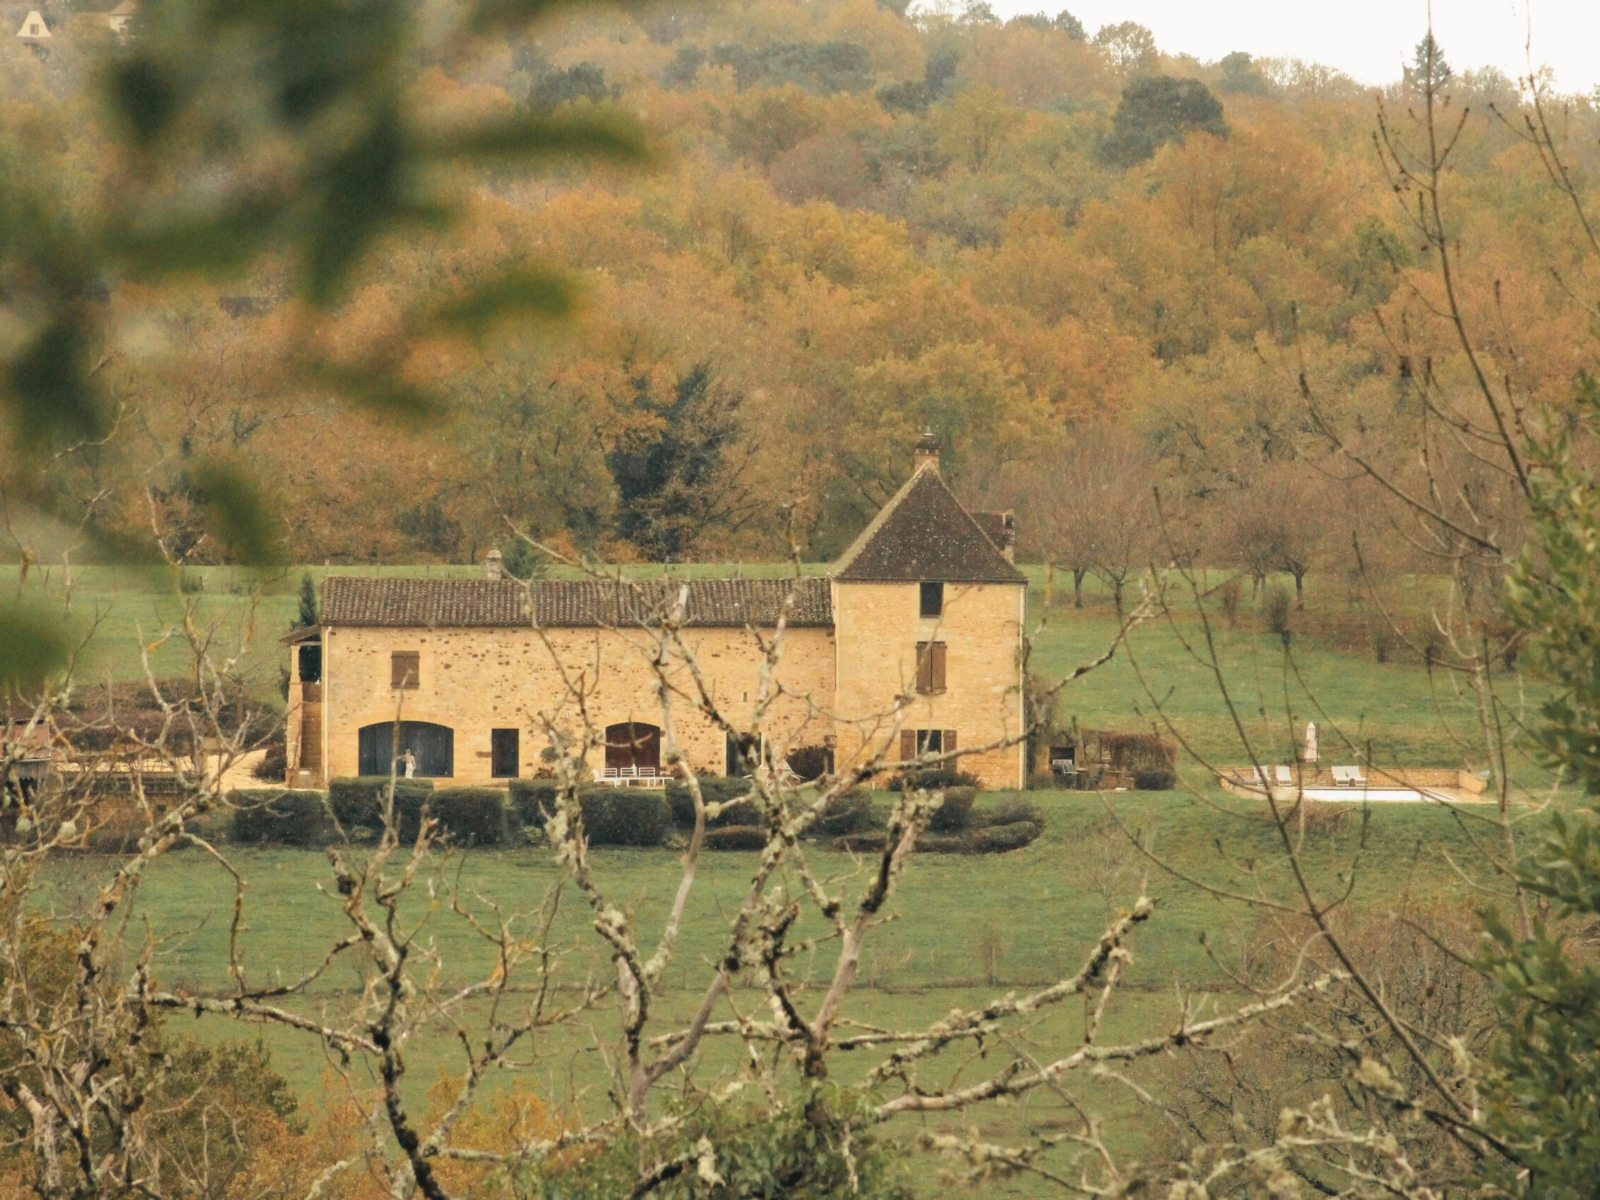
xmin=1406 ymin=32 xmax=1452 ymax=92
xmin=292 ymin=573 xmax=318 ymax=630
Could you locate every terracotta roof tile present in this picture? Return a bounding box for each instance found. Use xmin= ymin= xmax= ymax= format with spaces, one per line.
xmin=830 ymin=469 xmax=1026 ymax=584
xmin=321 ymin=576 xmax=831 ymax=629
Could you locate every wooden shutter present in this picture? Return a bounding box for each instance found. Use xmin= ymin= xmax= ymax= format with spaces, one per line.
xmin=900 ymin=730 xmax=916 ymax=760
xmin=944 ymin=730 xmax=957 ymax=755
xmin=915 ymin=642 xmax=931 ymax=693
xmin=391 ymin=651 xmax=419 ymax=689
xmin=931 ymin=642 xmax=947 ymax=692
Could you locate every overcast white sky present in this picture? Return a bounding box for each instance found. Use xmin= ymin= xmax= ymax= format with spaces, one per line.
xmin=982 ymin=0 xmax=1600 ymax=95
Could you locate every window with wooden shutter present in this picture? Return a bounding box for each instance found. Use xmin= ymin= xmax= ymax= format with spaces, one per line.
xmin=915 ymin=642 xmax=946 ymax=694
xmin=491 ymin=728 xmax=519 ymax=778
xmin=391 ymin=651 xmax=420 ymax=689
xmin=900 ymin=730 xmax=915 ymax=760
xmin=944 ymin=730 xmax=957 ymax=756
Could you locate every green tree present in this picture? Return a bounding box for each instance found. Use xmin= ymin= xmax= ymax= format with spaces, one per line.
xmin=1406 ymin=32 xmax=1452 ymax=92
xmin=605 ymin=362 xmax=751 ymax=561
xmin=1099 ymin=75 xmax=1227 ymax=166
xmin=1218 ymin=50 xmax=1267 ymax=94
xmin=292 ymin=573 xmax=318 ymax=631
xmin=1481 ymin=372 xmax=1600 ymax=1194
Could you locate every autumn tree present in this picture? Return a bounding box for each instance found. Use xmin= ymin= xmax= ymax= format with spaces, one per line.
xmin=1013 ymin=424 xmax=1162 ymax=608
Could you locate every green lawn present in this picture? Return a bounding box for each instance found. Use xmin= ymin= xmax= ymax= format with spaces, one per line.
xmin=6 ymin=560 xmax=1550 ymax=1189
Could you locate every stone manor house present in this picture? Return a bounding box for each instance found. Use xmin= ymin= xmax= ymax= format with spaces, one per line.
xmin=282 ymin=437 xmax=1028 ymax=790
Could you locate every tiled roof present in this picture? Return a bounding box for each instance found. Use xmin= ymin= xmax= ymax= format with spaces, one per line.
xmin=321 ymin=576 xmax=832 ymax=629
xmin=970 ymin=511 xmax=1014 ymax=554
xmin=830 ymin=468 xmax=1027 ymax=584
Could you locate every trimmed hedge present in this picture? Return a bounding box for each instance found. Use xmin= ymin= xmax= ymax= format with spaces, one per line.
xmin=577 ymin=789 xmax=670 ymax=846
xmin=929 ymin=786 xmax=976 ymax=833
xmin=231 ymin=788 xmax=331 ymax=846
xmin=510 ymin=781 xmax=671 ymax=846
xmin=977 ymin=795 xmax=1043 ymax=829
xmin=428 ymin=788 xmax=507 ymax=845
xmin=814 ymin=789 xmax=874 ymax=836
xmin=665 ymin=776 xmax=757 ymax=828
xmin=890 ymin=767 xmax=981 ymax=793
xmin=966 ymin=821 xmax=1042 ymax=853
xmin=1134 ymin=769 xmax=1176 ymax=791
xmin=705 ymin=826 xmax=768 ymax=851
xmin=508 ymin=779 xmax=561 ymax=827
xmin=328 ymin=776 xmax=433 ymax=839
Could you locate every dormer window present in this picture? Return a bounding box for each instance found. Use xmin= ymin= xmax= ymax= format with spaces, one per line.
xmin=920 ymin=581 xmax=943 ymax=618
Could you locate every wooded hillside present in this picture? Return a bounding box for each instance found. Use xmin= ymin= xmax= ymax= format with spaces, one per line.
xmin=6 ymin=0 xmax=1595 ymax=574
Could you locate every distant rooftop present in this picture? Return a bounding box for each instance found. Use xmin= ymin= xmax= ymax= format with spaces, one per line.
xmin=830 ymin=466 xmax=1025 ymax=584
xmin=320 ymin=575 xmax=832 ymax=629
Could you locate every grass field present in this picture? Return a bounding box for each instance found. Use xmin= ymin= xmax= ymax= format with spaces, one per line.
xmin=34 ymin=787 xmax=1529 ymax=1191
xmin=10 ymin=559 xmax=1552 ymax=1192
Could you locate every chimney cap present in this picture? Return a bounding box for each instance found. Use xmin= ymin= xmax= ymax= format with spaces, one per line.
xmin=484 ymin=548 xmax=504 ymax=579
xmin=915 ymin=428 xmax=940 ymax=452
xmin=913 ymin=428 xmax=941 ymax=472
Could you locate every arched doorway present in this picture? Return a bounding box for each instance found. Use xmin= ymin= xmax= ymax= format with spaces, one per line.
xmin=604 ymin=722 xmax=661 ymax=777
xmin=358 ymin=721 xmax=454 ymax=778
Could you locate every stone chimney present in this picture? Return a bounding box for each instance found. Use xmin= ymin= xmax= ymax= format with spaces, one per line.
xmin=484 ymin=548 xmax=503 ymax=580
xmin=913 ymin=428 xmax=940 ymax=473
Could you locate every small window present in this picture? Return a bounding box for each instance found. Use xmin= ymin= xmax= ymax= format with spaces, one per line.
xmin=391 ymin=651 xmax=420 ymax=689
xmin=297 ymin=643 xmax=321 ymax=684
xmin=915 ymin=641 xmax=947 ymax=694
xmin=491 ymin=728 xmax=520 ymax=778
xmin=920 ymin=581 xmax=943 ymax=618
xmin=899 ymin=729 xmax=958 ymax=760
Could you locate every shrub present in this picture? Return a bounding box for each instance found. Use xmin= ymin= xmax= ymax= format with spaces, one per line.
xmin=328 ymin=777 xmax=433 ymax=836
xmin=665 ymin=776 xmax=757 ymax=828
xmin=1134 ymin=769 xmax=1176 ymax=791
xmin=914 ymin=834 xmax=968 ymax=854
xmin=427 ymin=788 xmax=507 ymax=845
xmin=1026 ymin=771 xmax=1061 ymax=791
xmin=578 ymin=789 xmax=669 ymax=847
xmin=929 ymin=786 xmax=975 ymax=833
xmin=1263 ymin=585 xmax=1293 ymax=639
xmin=890 ymin=767 xmax=981 ymax=793
xmin=975 ymin=795 xmax=1043 ymax=829
xmin=508 ymin=779 xmax=559 ymax=827
xmin=785 ymin=745 xmax=831 ymax=782
xmin=705 ymin=826 xmax=769 ymax=851
xmin=231 ymin=788 xmax=330 ymax=846
xmin=178 ymin=570 xmax=204 ymax=594
xmin=252 ymin=741 xmax=287 ymax=782
xmin=813 ymin=789 xmax=874 ymax=836
xmin=967 ymin=821 xmax=1041 ymax=853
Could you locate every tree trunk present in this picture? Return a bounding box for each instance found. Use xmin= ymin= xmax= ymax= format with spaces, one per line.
xmin=1073 ymin=568 xmax=1087 ymax=608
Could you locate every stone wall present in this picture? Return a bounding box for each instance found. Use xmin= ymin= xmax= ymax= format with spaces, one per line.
xmin=829 ymin=580 xmax=1025 ymax=789
xmin=317 ymin=622 xmax=836 ymax=784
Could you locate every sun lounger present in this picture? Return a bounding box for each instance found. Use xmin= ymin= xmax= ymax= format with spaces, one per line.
xmin=1331 ymin=766 xmax=1368 ymax=786
xmin=1275 ymin=765 xmax=1293 ymax=786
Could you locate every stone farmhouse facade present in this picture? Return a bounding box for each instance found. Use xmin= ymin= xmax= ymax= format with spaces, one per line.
xmin=283 ymin=438 xmax=1029 ymax=789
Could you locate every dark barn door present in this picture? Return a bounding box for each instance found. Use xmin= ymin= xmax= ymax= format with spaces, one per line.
xmin=604 ymin=722 xmax=660 ymax=772
xmin=358 ymin=721 xmax=455 ymax=777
